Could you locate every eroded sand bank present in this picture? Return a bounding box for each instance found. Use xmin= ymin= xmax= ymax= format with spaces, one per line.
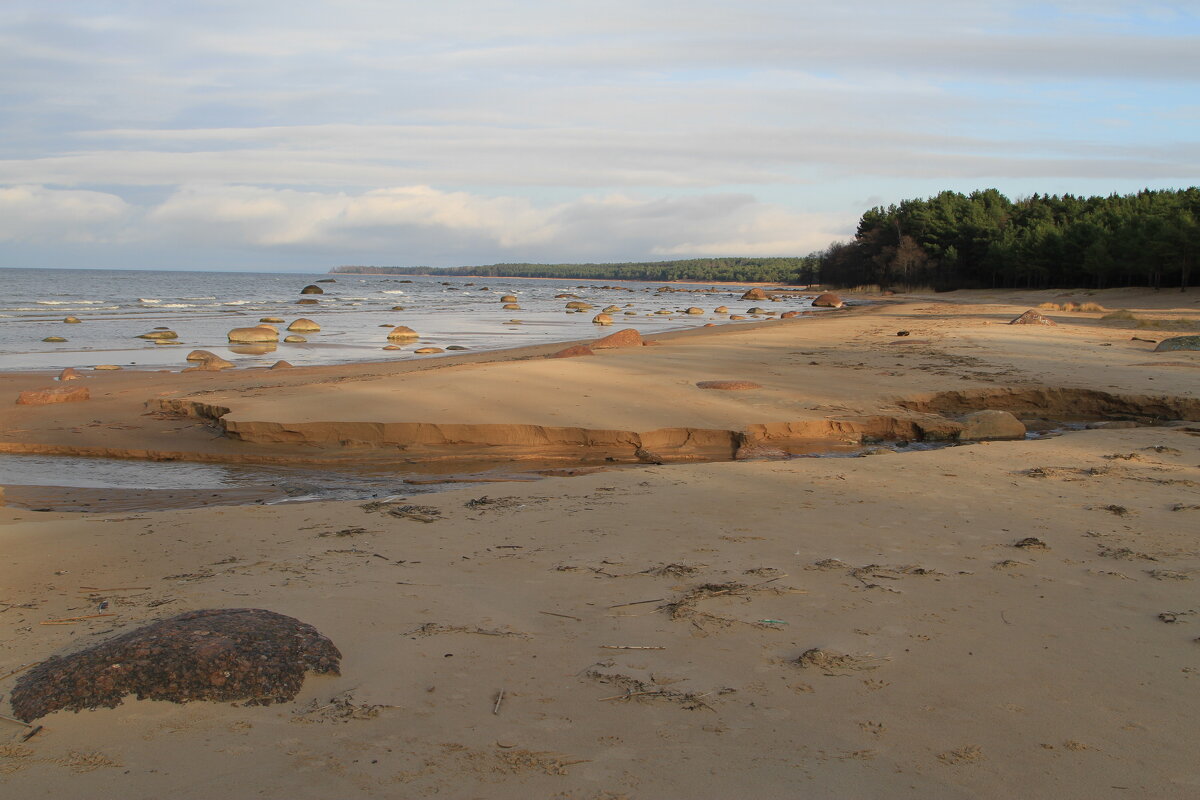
xmin=1 ymin=288 xmax=1198 ymax=798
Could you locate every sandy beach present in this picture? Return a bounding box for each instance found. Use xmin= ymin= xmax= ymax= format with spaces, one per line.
xmin=2 ymin=288 xmax=1198 ymax=798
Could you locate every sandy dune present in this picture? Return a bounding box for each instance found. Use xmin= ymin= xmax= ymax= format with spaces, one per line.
xmin=1 ymin=288 xmax=1198 ymax=798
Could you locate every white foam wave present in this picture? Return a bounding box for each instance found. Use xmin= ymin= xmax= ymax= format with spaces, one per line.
xmin=381 ymin=290 xmax=406 ymax=294
xmin=36 ymin=300 xmax=106 ymax=305
xmin=139 ymin=298 xmax=161 ymax=303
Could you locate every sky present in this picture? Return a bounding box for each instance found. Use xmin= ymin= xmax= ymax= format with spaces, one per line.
xmin=0 ymin=1 xmax=1197 ymax=272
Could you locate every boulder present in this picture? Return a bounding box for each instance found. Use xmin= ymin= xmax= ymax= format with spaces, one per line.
xmin=183 ymin=350 xmax=235 ymax=371
xmin=592 ymin=313 xmax=614 ymax=326
xmin=300 ymin=284 xmax=324 ymax=294
xmin=93 ymin=365 xmax=122 ymax=370
xmin=391 ymin=305 xmax=405 ymax=311
xmin=287 ymin=319 xmax=320 ymax=332
xmin=446 ymin=345 xmax=468 ymax=351
xmin=1009 ymin=310 xmax=1055 ymax=326
xmin=414 ymin=347 xmax=444 ymax=354
xmin=503 ymin=303 xmax=521 ymax=310
xmin=1154 ymin=335 xmax=1200 ymax=352
xmin=269 ymin=361 xmax=294 ymax=369
xmin=960 ymin=410 xmax=1026 ymax=440
xmin=812 ymin=293 xmax=843 ymax=308
xmin=550 ymin=345 xmax=594 ymax=358
xmin=284 ymin=335 xmax=307 ymax=343
xmin=780 ymin=311 xmax=801 ymax=319
xmin=747 ymin=307 xmax=768 ymax=315
xmin=565 ymin=301 xmax=594 ymax=310
xmin=592 ymin=328 xmax=643 ymax=349
xmin=260 ymin=317 xmax=284 ymax=323
xmin=714 ymin=306 xmax=729 ymax=314
xmin=386 ymin=326 xmax=419 ymax=340
xmin=500 ymin=295 xmax=518 ymax=302
xmin=42 ymin=336 xmax=67 ymax=342
xmin=228 ymin=326 xmax=278 ymax=343
xmin=8 ymin=608 xmax=340 ymax=722
xmin=555 ymin=293 xmax=579 ymax=299
xmin=695 ymin=380 xmax=762 ymax=390
xmin=16 ymin=386 xmax=90 ymax=405
xmin=685 ymin=307 xmax=704 ymax=315
xmin=741 ymin=288 xmax=768 ymax=301
xmin=382 ymin=345 xmax=402 ymax=350
xmin=296 ymin=298 xmax=319 ymax=305
xmin=63 ymin=316 xmax=81 ymax=324
xmin=729 ymin=314 xmax=746 ymax=320
xmin=137 ymin=330 xmax=178 ymax=340
xmin=58 ymin=367 xmax=82 ymax=381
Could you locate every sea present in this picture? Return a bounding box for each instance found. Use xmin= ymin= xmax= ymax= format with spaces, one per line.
xmin=0 ymin=267 xmax=825 ymax=507
xmin=0 ymin=267 xmax=812 ymax=373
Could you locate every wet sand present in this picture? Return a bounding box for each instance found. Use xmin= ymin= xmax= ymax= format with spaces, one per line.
xmin=1 ymin=287 xmax=1198 ymax=798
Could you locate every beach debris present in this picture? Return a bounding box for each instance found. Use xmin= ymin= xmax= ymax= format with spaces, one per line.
xmin=493 ymin=688 xmax=505 ymax=714
xmin=292 ymin=691 xmax=382 ymax=724
xmin=16 ymin=386 xmax=90 ymax=405
xmin=538 ymin=611 xmax=582 ymax=622
xmin=634 ymin=447 xmax=665 ymax=464
xmin=9 ymin=608 xmax=341 ymax=722
xmin=938 ymin=745 xmax=985 ymax=765
xmin=585 ymin=667 xmax=725 ymax=710
xmin=794 ymin=648 xmax=887 ymax=674
xmin=1098 ymin=545 xmax=1156 ymax=561
xmin=404 ymin=623 xmax=530 ymax=639
xmin=695 ymin=380 xmax=762 ymax=390
xmin=361 ymin=500 xmax=443 ymax=522
xmin=896 ymin=330 xmax=910 ymax=336
xmin=549 ymin=344 xmax=594 ymax=358
xmin=592 ymin=328 xmax=643 ymax=348
xmin=600 ymin=645 xmax=666 ymax=651
xmin=1009 ymin=309 xmax=1055 ymax=325
xmin=1012 ymin=537 xmax=1049 ymax=550
xmin=959 ymin=409 xmax=1026 ymax=440
xmin=638 ymin=563 xmax=700 ymax=578
xmin=299 ymin=284 xmax=324 ymax=294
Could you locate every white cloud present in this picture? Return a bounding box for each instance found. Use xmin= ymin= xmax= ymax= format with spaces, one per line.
xmin=0 ymin=185 xmax=130 ymax=242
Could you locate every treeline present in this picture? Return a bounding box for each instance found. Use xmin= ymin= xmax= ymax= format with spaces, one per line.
xmin=820 ymin=187 xmax=1199 ymax=291
xmin=332 ymin=257 xmax=819 ymax=284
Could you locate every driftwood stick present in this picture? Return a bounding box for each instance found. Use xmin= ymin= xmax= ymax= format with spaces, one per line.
xmin=599 ymin=690 xmax=661 ymax=702
xmin=40 ymin=613 xmax=116 ymax=624
xmin=20 ymin=725 xmax=44 ymax=742
xmin=0 ymin=712 xmax=32 ymax=727
xmin=0 ymin=661 xmax=40 ymax=682
xmin=606 ymin=598 xmax=665 ymax=610
xmin=493 ymin=688 xmax=505 ymax=715
xmin=78 ymin=586 xmax=150 ymax=592
xmin=539 ymin=611 xmax=582 ymax=622
xmin=600 ymin=645 xmax=666 ymax=650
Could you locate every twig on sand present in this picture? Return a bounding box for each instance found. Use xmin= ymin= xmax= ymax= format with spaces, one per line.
xmin=78 ymin=586 xmax=149 ymax=592
xmin=0 ymin=662 xmax=40 ymax=682
xmin=601 ymin=645 xmax=666 ymax=650
xmin=493 ymin=688 xmax=505 ymax=715
xmin=539 ymin=611 xmax=582 ymax=621
xmin=0 ymin=712 xmax=32 ymax=728
xmin=607 ymin=598 xmax=665 ymax=610
xmin=20 ymin=725 xmax=44 ymax=742
xmin=40 ymin=613 xmax=116 ymax=625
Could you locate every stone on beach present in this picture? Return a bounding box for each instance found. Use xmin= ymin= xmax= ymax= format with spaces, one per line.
xmin=1153 ymin=335 xmax=1200 ymax=352
xmin=93 ymin=364 xmax=122 ymax=370
xmin=714 ymin=306 xmax=729 ymax=314
xmin=685 ymin=307 xmax=704 ymax=315
xmin=387 ymin=326 xmax=419 ymax=340
xmin=781 ymin=311 xmax=802 ymax=318
xmin=959 ymin=409 xmax=1026 ymax=440
xmin=741 ymin=288 xmax=768 ymax=300
xmin=296 ymin=298 xmax=318 ymax=305
xmin=500 ymin=295 xmax=518 ymax=302
xmin=812 ymin=293 xmax=844 ymax=308
xmin=566 ymin=301 xmax=594 ymax=310
xmin=42 ymin=336 xmax=67 ymax=342
xmin=16 ymin=385 xmax=90 ymax=405
xmin=183 ymin=350 xmax=234 ymax=371
xmin=58 ymin=367 xmax=82 ymax=381
xmin=284 ymin=335 xmax=307 ymax=343
xmin=414 ymin=347 xmax=444 ymax=354
xmin=260 ymin=317 xmax=284 ymax=323
xmin=137 ymin=330 xmax=178 ymax=340
xmin=287 ymin=319 xmax=320 ymax=332
xmin=300 ymin=284 xmax=324 ymax=294
xmin=63 ymin=316 xmax=81 ymax=324
xmin=269 ymin=360 xmax=294 ymax=369
xmin=550 ymin=345 xmax=595 ymax=358
xmin=9 ymin=608 xmax=341 ymax=722
xmin=592 ymin=313 xmax=614 ymax=325
xmin=592 ymin=328 xmax=643 ymax=349
xmin=1009 ymin=310 xmax=1055 ymax=326
xmin=503 ymin=303 xmax=521 ymax=310
xmin=228 ymin=326 xmax=279 ymax=343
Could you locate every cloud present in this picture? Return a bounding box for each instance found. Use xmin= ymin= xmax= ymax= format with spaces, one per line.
xmin=0 ymin=185 xmax=130 ymax=242
xmin=134 ymin=184 xmax=848 ymax=261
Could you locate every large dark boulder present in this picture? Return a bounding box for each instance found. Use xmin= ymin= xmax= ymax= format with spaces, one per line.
xmin=10 ymin=608 xmax=340 ymax=722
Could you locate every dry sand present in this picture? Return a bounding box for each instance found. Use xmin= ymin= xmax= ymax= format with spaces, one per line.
xmin=1 ymin=288 xmax=1198 ymax=798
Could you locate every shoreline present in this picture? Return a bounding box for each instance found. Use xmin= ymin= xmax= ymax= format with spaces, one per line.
xmin=2 ymin=287 xmax=1199 ymax=798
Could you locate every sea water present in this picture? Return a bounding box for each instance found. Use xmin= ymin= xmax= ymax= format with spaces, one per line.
xmin=0 ymin=267 xmax=817 ymax=372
